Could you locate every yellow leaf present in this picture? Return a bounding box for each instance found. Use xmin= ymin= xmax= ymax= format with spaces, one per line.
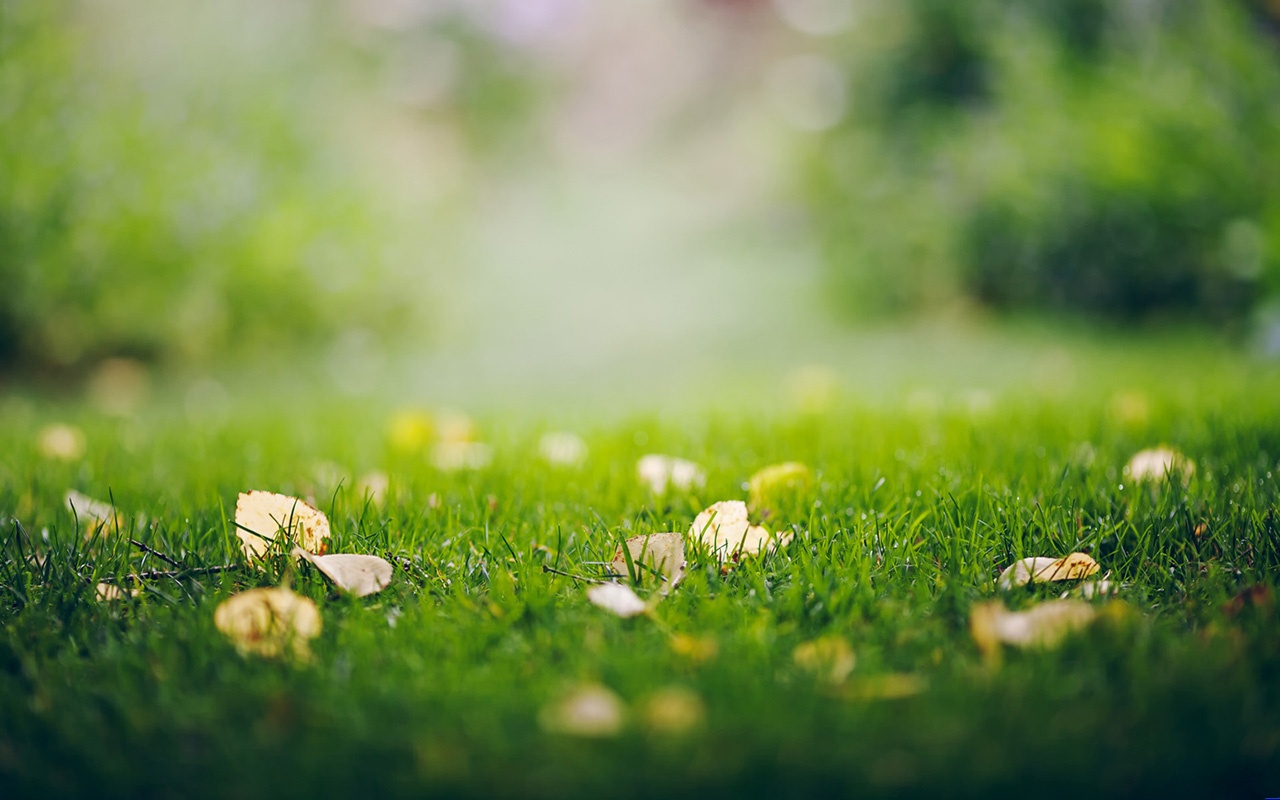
xmin=95 ymin=582 xmax=139 ymax=601
xmin=214 ymin=586 xmax=322 ymax=660
xmin=690 ymin=500 xmax=791 ymax=564
xmin=65 ymin=490 xmax=122 ymax=531
xmin=669 ymin=634 xmax=718 ymax=663
xmin=387 ymin=410 xmax=433 ymax=453
xmin=234 ymin=491 xmax=331 ymax=562
xmin=610 ymin=532 xmax=686 ymax=592
xmin=539 ymin=684 xmax=626 ymax=737
xmin=747 ymin=462 xmax=813 ymax=513
xmin=997 ymin=553 xmax=1099 ymax=590
xmin=970 ymin=599 xmax=1097 ymax=660
xmin=293 ymin=548 xmax=393 ymax=597
xmin=792 ymin=635 xmax=856 ymax=684
xmin=640 ymin=687 xmax=705 ymax=735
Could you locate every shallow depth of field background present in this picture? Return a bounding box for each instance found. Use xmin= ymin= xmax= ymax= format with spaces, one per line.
xmin=3 ymin=0 xmax=1280 ymax=403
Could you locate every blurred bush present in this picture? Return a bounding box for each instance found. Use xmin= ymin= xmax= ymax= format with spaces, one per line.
xmin=0 ymin=1 xmax=434 ymax=373
xmin=800 ymin=0 xmax=1280 ymax=324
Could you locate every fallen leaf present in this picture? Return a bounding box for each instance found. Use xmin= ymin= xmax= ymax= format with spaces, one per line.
xmin=669 ymin=634 xmax=718 ymax=663
xmin=293 ymin=548 xmax=393 ymax=597
xmin=214 ymin=586 xmax=322 ymax=660
xmin=610 ymin=532 xmax=686 ymax=591
xmin=235 ymin=491 xmax=331 ymax=561
xmin=997 ymin=552 xmax=1099 ymax=590
xmin=65 ymin=490 xmax=121 ymax=530
xmin=586 ymin=583 xmax=649 ymax=618
xmin=748 ymin=462 xmax=813 ymax=514
xmin=1124 ymin=447 xmax=1194 ymax=483
xmin=792 ymin=635 xmax=856 ymax=684
xmin=690 ymin=500 xmax=791 ymax=564
xmin=37 ymin=424 xmax=85 ymax=461
xmin=95 ymin=582 xmax=139 ymax=601
xmin=640 ymin=687 xmax=705 ymax=735
xmin=637 ymin=454 xmax=705 ymax=495
xmin=539 ymin=684 xmax=626 ymax=737
xmin=970 ymin=599 xmax=1097 ymax=659
xmin=539 ymin=431 xmax=588 ymax=467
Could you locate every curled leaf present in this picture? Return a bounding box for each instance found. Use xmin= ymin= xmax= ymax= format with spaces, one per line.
xmin=690 ymin=500 xmax=791 ymax=564
xmin=747 ymin=462 xmax=813 ymax=514
xmin=1124 ymin=447 xmax=1194 ymax=483
xmin=539 ymin=431 xmax=588 ymax=467
xmin=610 ymin=532 xmax=686 ymax=591
xmin=637 ymin=454 xmax=705 ymax=495
xmin=586 ymin=583 xmax=648 ymax=618
xmin=997 ymin=553 xmax=1099 ymax=590
xmin=235 ymin=491 xmax=330 ymax=561
xmin=213 ymin=586 xmax=322 ymax=660
xmin=539 ymin=684 xmax=626 ymax=737
xmin=970 ymin=599 xmax=1097 ymax=659
xmin=293 ymin=548 xmax=393 ymax=597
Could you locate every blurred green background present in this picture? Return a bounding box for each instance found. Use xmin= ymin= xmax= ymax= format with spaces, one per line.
xmin=3 ymin=0 xmax=1280 ymax=382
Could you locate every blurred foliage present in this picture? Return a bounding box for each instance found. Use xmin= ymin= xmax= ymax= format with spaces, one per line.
xmin=0 ymin=0 xmax=554 ymax=375
xmin=802 ymin=0 xmax=1280 ymax=325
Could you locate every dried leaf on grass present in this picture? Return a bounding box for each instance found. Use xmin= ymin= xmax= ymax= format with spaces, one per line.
xmin=970 ymin=599 xmax=1097 ymax=660
xmin=65 ymin=490 xmax=122 ymax=530
xmin=997 ymin=553 xmax=1099 ymax=590
xmin=690 ymin=500 xmax=791 ymax=564
xmin=293 ymin=548 xmax=393 ymax=597
xmin=95 ymin=582 xmax=139 ymax=601
xmin=1124 ymin=447 xmax=1194 ymax=483
xmin=586 ymin=583 xmax=648 ymax=618
xmin=637 ymin=454 xmax=705 ymax=495
xmin=235 ymin=491 xmax=330 ymax=561
xmin=539 ymin=684 xmax=626 ymax=737
xmin=214 ymin=586 xmax=322 ymax=660
xmin=610 ymin=532 xmax=686 ymax=591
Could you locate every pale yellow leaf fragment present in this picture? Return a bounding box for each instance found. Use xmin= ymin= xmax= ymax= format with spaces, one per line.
xmin=293 ymin=548 xmax=394 ymax=597
xmin=38 ymin=424 xmax=85 ymax=461
xmin=235 ymin=491 xmax=330 ymax=561
xmin=610 ymin=532 xmax=686 ymax=591
xmin=637 ymin=454 xmax=705 ymax=495
xmin=997 ymin=552 xmax=1099 ymax=590
xmin=970 ymin=599 xmax=1097 ymax=659
xmin=539 ymin=684 xmax=626 ymax=737
xmin=792 ymin=635 xmax=856 ymax=684
xmin=640 ymin=686 xmax=705 ymax=735
xmin=214 ymin=586 xmax=322 ymax=660
xmin=95 ymin=582 xmax=139 ymax=601
xmin=65 ymin=490 xmax=121 ymax=530
xmin=690 ymin=500 xmax=791 ymax=564
xmin=586 ymin=583 xmax=648 ymax=618
xmin=1124 ymin=447 xmax=1194 ymax=483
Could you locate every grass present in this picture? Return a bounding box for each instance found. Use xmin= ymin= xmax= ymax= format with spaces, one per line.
xmin=2 ymin=332 xmax=1280 ymax=799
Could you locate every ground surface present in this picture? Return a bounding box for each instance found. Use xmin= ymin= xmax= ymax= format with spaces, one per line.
xmin=2 ymin=330 xmax=1279 ymax=799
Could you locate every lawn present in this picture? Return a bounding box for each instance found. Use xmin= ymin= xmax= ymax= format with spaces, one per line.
xmin=2 ymin=330 xmax=1279 ymax=799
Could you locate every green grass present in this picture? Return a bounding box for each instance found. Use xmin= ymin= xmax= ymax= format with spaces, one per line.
xmin=2 ymin=336 xmax=1280 ymax=798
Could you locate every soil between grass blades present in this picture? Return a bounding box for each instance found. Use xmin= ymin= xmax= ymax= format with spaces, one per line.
xmin=1 ymin=374 xmax=1279 ymax=798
